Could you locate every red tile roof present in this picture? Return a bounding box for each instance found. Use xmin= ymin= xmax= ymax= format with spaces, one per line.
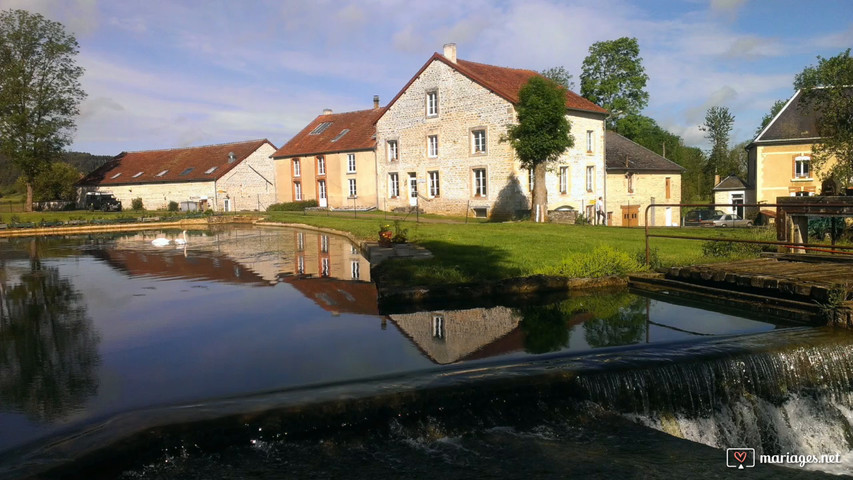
xmin=272 ymin=108 xmax=385 ymax=158
xmin=384 ymin=53 xmax=608 ymax=116
xmin=78 ymin=139 xmax=275 ymax=186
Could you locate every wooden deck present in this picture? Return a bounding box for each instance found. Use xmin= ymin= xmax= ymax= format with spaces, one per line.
xmin=629 ymin=254 xmax=853 ymax=327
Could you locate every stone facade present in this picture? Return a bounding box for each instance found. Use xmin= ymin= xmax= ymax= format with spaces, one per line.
xmin=375 ymin=56 xmax=606 ymax=220
xmin=607 ymin=172 xmax=682 ymax=226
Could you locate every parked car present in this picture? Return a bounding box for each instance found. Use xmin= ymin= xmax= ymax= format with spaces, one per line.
xmin=711 ymin=214 xmax=753 ymax=227
xmin=683 ymin=209 xmax=725 ymax=226
xmin=82 ymin=192 xmax=122 ymax=212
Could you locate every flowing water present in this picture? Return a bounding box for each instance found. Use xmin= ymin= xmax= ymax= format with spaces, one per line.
xmin=0 ymin=226 xmax=850 ymax=478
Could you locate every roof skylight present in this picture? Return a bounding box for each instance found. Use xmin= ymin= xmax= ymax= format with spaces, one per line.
xmin=179 ymin=167 xmax=194 ymax=176
xmin=205 ymin=166 xmax=218 ymax=174
xmin=132 ymin=171 xmax=144 ymax=178
xmin=309 ymin=122 xmax=333 ymax=135
xmin=156 ymin=170 xmax=168 ymax=177
xmin=110 ymin=173 xmax=122 ymax=179
xmin=331 ymin=129 xmax=350 ymax=142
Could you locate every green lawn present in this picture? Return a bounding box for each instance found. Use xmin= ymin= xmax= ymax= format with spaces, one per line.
xmin=265 ymin=211 xmax=777 ymax=286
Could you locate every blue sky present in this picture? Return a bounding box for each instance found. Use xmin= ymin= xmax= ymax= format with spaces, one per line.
xmin=3 ymin=0 xmax=851 ymax=155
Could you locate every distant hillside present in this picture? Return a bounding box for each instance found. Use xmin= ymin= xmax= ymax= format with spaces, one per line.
xmin=0 ymin=151 xmax=114 ymax=188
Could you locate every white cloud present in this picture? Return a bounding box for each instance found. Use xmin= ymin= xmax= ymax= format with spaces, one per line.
xmin=0 ymin=0 xmax=99 ymax=35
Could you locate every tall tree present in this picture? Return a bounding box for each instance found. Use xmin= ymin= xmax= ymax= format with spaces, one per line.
xmin=504 ymin=76 xmax=573 ymax=222
xmin=0 ymin=9 xmax=86 ymax=211
xmin=540 ymin=66 xmax=575 ymax=90
xmin=700 ymin=106 xmax=735 ymax=183
xmin=794 ymin=49 xmax=853 ymax=187
xmin=754 ymin=98 xmax=787 ymax=137
xmin=580 ymin=37 xmax=649 ymax=127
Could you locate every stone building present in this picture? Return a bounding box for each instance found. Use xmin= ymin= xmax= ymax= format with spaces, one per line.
xmin=375 ymin=44 xmax=608 ymax=220
xmin=272 ymin=101 xmax=385 ymax=210
xmin=77 ymin=139 xmax=277 ymax=212
xmin=605 ymin=132 xmax=685 ymax=227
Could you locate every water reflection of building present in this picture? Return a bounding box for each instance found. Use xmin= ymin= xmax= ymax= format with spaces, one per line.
xmin=389 ymin=307 xmax=523 ymax=364
xmin=107 ymin=227 xmax=371 ymax=284
xmin=281 ymin=277 xmax=378 ymax=316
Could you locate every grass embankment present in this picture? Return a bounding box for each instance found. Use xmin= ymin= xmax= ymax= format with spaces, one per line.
xmin=265 ymin=211 xmax=777 ymax=287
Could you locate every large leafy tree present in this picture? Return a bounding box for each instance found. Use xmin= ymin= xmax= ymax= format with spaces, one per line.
xmin=540 ymin=65 xmax=575 ymax=90
xmin=505 ymin=76 xmax=573 ymax=222
xmin=580 ymin=37 xmax=649 ymax=127
xmin=700 ymin=106 xmax=735 ymax=183
xmin=0 ymin=9 xmax=86 ymax=211
xmin=794 ymin=49 xmax=853 ymax=187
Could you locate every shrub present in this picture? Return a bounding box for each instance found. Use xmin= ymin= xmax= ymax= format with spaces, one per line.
xmin=542 ymin=245 xmax=647 ymax=278
xmin=168 ymin=200 xmax=179 ymax=212
xmin=701 ymin=240 xmax=761 ymax=257
xmin=131 ymin=197 xmax=144 ymax=211
xmin=575 ymin=213 xmax=591 ymax=225
xmin=267 ymin=200 xmax=319 ymax=212
xmin=392 ymin=220 xmax=408 ymax=243
xmin=635 ymin=247 xmax=662 ymax=270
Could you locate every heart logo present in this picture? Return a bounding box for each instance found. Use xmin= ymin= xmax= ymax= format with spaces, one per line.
xmin=733 ymin=451 xmax=747 ymax=463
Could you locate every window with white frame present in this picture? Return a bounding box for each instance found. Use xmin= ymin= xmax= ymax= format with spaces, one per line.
xmin=321 ymin=235 xmax=329 ymax=253
xmin=432 ymin=314 xmax=445 ymax=340
xmin=389 ymin=173 xmax=399 ymax=198
xmin=293 ymin=159 xmax=301 ymax=177
xmin=473 ymin=168 xmax=487 ymax=197
xmin=528 ymin=169 xmax=535 ymax=192
xmin=586 ymin=166 xmax=594 ymax=192
xmin=296 ymin=232 xmax=304 ymax=251
xmin=428 ymin=135 xmax=438 ymax=158
xmin=794 ymin=155 xmax=810 ymax=178
xmin=347 ymin=153 xmax=356 ymax=173
xmin=351 ymin=261 xmax=360 ymax=280
xmin=472 ymin=129 xmax=486 ymax=154
xmin=321 ymin=257 xmax=330 ymax=277
xmin=297 ymin=255 xmax=305 ymax=274
xmin=387 ymin=140 xmax=398 ymax=161
xmin=317 ymin=156 xmax=325 ymax=175
xmin=426 ymin=90 xmax=438 ymax=117
xmin=428 ymin=171 xmax=440 ymax=197
xmin=627 ymin=172 xmax=634 ymax=193
xmin=294 ymin=181 xmax=302 ymax=201
xmin=586 ymin=130 xmax=594 ymax=153
xmin=559 ymin=166 xmax=568 ymax=194
xmin=348 ymin=178 xmax=357 ymax=197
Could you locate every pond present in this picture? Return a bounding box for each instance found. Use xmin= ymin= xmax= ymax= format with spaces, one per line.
xmin=0 ymin=226 xmax=850 ymax=478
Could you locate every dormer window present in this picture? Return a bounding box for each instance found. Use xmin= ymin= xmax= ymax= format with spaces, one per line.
xmin=426 ymin=90 xmax=438 ymax=117
xmin=110 ymin=172 xmax=122 ymax=179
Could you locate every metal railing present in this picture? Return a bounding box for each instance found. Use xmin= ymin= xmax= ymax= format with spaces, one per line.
xmin=643 ymin=202 xmax=853 ymax=265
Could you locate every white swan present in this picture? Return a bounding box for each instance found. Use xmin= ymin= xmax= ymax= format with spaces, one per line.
xmin=151 ymin=237 xmax=171 ymax=247
xmin=174 ymin=230 xmax=187 ymax=246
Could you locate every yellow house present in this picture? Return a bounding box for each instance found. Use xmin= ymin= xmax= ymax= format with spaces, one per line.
xmin=747 ymin=89 xmax=834 ymax=208
xmin=605 ymin=132 xmax=684 ymax=227
xmin=273 ymin=100 xmax=384 ymax=210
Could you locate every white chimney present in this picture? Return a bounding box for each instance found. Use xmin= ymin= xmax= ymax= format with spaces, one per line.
xmin=322 ymin=108 xmax=332 ymax=115
xmin=443 ymin=43 xmax=457 ymax=64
